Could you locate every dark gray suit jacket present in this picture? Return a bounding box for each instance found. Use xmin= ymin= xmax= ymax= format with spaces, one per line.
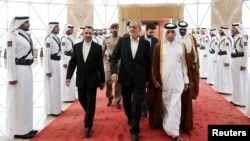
xmin=66 ymin=41 xmax=105 ymax=88
xmin=140 ymin=35 xmax=159 ymax=57
xmin=111 ymin=35 xmax=151 ymax=88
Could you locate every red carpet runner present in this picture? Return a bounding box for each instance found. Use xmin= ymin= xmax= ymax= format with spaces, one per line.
xmin=31 ymin=80 xmax=250 ymax=141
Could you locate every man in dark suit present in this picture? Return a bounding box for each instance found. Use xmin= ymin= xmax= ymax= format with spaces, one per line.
xmin=66 ymin=26 xmax=105 ymax=138
xmin=111 ymin=19 xmax=151 ymax=141
xmin=140 ymin=22 xmax=159 ymax=117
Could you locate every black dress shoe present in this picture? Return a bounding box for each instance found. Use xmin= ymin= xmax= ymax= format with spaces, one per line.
xmin=107 ymin=95 xmax=114 ymax=106
xmin=30 ymin=130 xmax=38 ymax=134
xmin=49 ymin=113 xmax=61 ymax=117
xmin=14 ymin=132 xmax=36 ymax=139
xmin=230 ymin=101 xmax=234 ymax=104
xmin=48 ymin=111 xmax=63 ymax=117
xmin=85 ymin=128 xmax=92 ymax=138
xmin=63 ymin=100 xmax=74 ymax=103
xmin=116 ymin=102 xmax=122 ymax=109
xmin=233 ymin=103 xmax=245 ymax=107
xmin=131 ymin=134 xmax=139 ymax=141
xmin=230 ymin=101 xmax=245 ymax=107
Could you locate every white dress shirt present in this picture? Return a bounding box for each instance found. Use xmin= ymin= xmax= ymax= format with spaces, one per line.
xmin=83 ymin=41 xmax=91 ymax=62
xmin=144 ymin=34 xmax=152 ymax=46
xmin=130 ymin=36 xmax=139 ymax=59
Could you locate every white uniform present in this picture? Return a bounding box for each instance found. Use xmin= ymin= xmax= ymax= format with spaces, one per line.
xmin=246 ymin=61 xmax=250 ymax=117
xmin=199 ymin=35 xmax=210 ymax=78
xmin=161 ymin=41 xmax=189 ymax=137
xmin=6 ymin=29 xmax=34 ymax=138
xmin=44 ymin=33 xmax=62 ymax=115
xmin=60 ymin=35 xmax=76 ymax=101
xmin=231 ymin=34 xmax=249 ymax=106
xmin=207 ymin=36 xmax=219 ymax=85
xmin=214 ymin=36 xmax=233 ymax=94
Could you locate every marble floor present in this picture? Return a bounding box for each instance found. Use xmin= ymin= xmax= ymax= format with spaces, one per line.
xmin=0 ymin=54 xmax=247 ymax=141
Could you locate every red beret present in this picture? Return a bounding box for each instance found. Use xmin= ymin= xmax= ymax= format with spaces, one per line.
xmin=110 ymin=23 xmax=119 ymax=28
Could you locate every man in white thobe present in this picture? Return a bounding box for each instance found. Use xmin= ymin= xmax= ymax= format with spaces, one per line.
xmin=75 ymin=26 xmax=84 ymax=44
xmin=199 ymin=28 xmax=210 ymax=79
xmin=44 ymin=22 xmax=62 ymax=116
xmin=214 ymin=27 xmax=233 ymax=94
xmin=60 ymin=24 xmax=76 ymax=102
xmin=207 ymin=28 xmax=220 ymax=85
xmin=6 ymin=16 xmax=38 ymax=139
xmin=230 ymin=23 xmax=249 ymax=107
xmin=150 ymin=23 xmax=189 ymax=141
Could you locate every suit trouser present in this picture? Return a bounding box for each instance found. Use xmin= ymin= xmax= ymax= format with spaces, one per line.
xmin=78 ymin=86 xmax=97 ymax=129
xmin=121 ymin=85 xmax=144 ymax=135
xmin=141 ymin=89 xmax=147 ymax=114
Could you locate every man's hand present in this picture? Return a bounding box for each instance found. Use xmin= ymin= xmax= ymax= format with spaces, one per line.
xmin=154 ymin=81 xmax=162 ymax=90
xmin=46 ymin=73 xmax=52 ymax=77
xmin=111 ymin=74 xmax=118 ymax=82
xmin=240 ymin=66 xmax=246 ymax=71
xmin=99 ymin=82 xmax=105 ymax=90
xmin=184 ymin=84 xmax=189 ymax=92
xmin=9 ymin=80 xmax=18 ymax=85
xmin=192 ymin=63 xmax=196 ymax=69
xmin=66 ymin=79 xmax=71 ymax=87
xmin=63 ymin=64 xmax=68 ymax=68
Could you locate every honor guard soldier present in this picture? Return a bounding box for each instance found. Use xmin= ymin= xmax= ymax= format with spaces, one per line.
xmin=199 ymin=28 xmax=210 ymax=79
xmin=214 ymin=27 xmax=233 ymax=95
xmin=207 ymin=28 xmax=220 ymax=85
xmin=6 ymin=16 xmax=38 ymax=139
xmin=230 ymin=23 xmax=249 ymax=107
xmin=44 ymin=22 xmax=63 ymax=116
xmin=61 ymin=24 xmax=76 ymax=102
xmin=102 ymin=23 xmax=122 ymax=108
xmin=75 ymin=26 xmax=85 ymax=43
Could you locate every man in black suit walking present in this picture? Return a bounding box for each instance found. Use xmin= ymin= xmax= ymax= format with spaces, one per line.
xmin=66 ymin=26 xmax=105 ymax=138
xmin=111 ymin=19 xmax=151 ymax=141
xmin=140 ymin=22 xmax=159 ymax=117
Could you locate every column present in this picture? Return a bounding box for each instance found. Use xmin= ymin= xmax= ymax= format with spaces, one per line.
xmin=211 ymin=0 xmax=242 ymax=28
xmin=67 ymin=0 xmax=94 ymax=39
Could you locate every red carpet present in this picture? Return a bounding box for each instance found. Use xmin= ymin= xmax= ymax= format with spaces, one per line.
xmin=31 ymin=80 xmax=250 ymax=141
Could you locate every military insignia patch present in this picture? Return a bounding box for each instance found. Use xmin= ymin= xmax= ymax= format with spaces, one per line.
xmin=7 ymin=41 xmax=12 ymax=47
xmin=244 ymin=42 xmax=247 ymax=46
xmin=226 ymin=43 xmax=229 ymax=46
xmin=46 ymin=43 xmax=50 ymax=48
xmin=62 ymin=42 xmax=65 ymax=46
